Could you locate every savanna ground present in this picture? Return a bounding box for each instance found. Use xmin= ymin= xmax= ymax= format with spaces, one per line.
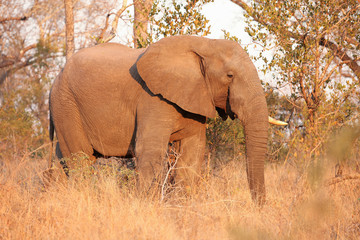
xmin=1 ymin=149 xmax=359 ymax=240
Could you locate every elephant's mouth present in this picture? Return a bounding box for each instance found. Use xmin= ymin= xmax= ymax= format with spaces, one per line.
xmin=215 ymin=93 xmax=236 ymax=121
xmin=226 ymin=95 xmax=236 ymax=120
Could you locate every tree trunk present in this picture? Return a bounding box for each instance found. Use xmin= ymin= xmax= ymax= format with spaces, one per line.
xmin=133 ymin=0 xmax=154 ymax=48
xmin=64 ymin=0 xmax=75 ymax=60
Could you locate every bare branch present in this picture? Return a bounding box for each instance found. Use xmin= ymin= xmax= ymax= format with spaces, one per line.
xmin=98 ymin=13 xmax=111 ymax=41
xmin=320 ymin=38 xmax=360 ymax=81
xmin=97 ymin=0 xmax=132 ymax=44
xmin=0 ymin=56 xmax=16 ymax=69
xmin=0 ymin=44 xmax=37 ymax=69
xmin=0 ymin=16 xmax=29 ymax=23
xmin=230 ymin=0 xmax=269 ymax=28
xmin=318 ymin=53 xmax=336 ymax=85
xmin=326 ymin=174 xmax=360 ymax=186
xmin=161 ymin=150 xmax=180 ymax=202
xmin=0 ymin=0 xmax=41 ymax=24
xmin=103 ymin=2 xmax=129 ymax=43
xmin=0 ymin=58 xmax=35 ymax=86
xmin=111 ymin=1 xmax=128 ymax=33
xmin=19 ymin=44 xmax=37 ymax=59
xmin=345 ymin=36 xmax=360 ymax=48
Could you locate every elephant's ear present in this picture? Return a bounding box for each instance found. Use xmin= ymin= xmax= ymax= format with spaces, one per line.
xmin=136 ymin=36 xmax=216 ymax=118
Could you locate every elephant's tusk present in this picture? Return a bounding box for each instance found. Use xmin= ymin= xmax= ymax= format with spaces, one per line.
xmin=268 ymin=116 xmax=288 ymax=126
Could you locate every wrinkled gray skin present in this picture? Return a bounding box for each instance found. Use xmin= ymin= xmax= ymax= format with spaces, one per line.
xmin=49 ymin=36 xmax=268 ymax=204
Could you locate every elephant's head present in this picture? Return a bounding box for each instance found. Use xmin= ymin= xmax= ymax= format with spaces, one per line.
xmin=137 ymin=36 xmax=269 ymax=204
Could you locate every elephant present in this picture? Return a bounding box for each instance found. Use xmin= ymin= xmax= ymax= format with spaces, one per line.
xmin=49 ymin=35 xmax=286 ymax=204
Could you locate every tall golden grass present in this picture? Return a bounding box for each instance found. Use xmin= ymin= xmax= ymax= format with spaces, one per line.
xmin=1 ymin=154 xmax=359 ymax=239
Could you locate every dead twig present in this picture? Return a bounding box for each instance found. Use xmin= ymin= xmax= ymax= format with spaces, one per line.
xmin=97 ymin=0 xmax=133 ymax=44
xmin=326 ymin=174 xmax=360 ymax=186
xmin=160 ymin=150 xmax=180 ymax=202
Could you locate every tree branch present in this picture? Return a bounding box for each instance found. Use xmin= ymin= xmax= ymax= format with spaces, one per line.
xmin=97 ymin=0 xmax=132 ymax=44
xmin=0 ymin=52 xmax=61 ymax=87
xmin=0 ymin=0 xmax=40 ymax=24
xmin=0 ymin=57 xmax=16 ymax=68
xmin=64 ymin=0 xmax=75 ymax=60
xmin=20 ymin=44 xmax=38 ymax=60
xmin=0 ymin=43 xmax=37 ymax=69
xmin=320 ymin=38 xmax=360 ymax=80
xmin=98 ymin=13 xmax=111 ymax=41
xmin=230 ymin=0 xmax=360 ymax=81
xmin=0 ymin=16 xmax=28 ymax=23
xmin=0 ymin=58 xmax=35 ymax=86
xmin=230 ymin=0 xmax=269 ymax=28
xmin=326 ymin=174 xmax=360 ymax=186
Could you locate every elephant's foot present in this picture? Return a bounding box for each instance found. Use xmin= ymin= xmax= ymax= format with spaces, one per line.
xmin=135 ymin=161 xmax=169 ymax=200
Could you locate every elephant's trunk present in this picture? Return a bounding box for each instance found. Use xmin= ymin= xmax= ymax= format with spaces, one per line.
xmin=228 ymin=61 xmax=269 ymax=205
xmin=243 ymin=96 xmax=268 ymax=205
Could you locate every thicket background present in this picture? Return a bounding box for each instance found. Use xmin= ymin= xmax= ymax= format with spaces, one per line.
xmin=1 ymin=0 xmax=359 ymax=239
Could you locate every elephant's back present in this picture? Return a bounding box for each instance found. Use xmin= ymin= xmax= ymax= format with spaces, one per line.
xmin=63 ymin=42 xmax=144 ymax=100
xmin=70 ymin=43 xmax=144 ymax=70
xmin=75 ymin=43 xmax=145 ymax=61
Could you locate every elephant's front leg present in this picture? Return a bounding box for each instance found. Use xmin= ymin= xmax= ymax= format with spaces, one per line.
xmin=175 ymin=126 xmax=206 ymax=192
xmin=135 ymin=122 xmax=172 ymax=194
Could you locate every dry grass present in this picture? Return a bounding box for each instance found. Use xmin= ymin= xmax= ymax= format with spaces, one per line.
xmin=1 ymin=155 xmax=359 ymax=240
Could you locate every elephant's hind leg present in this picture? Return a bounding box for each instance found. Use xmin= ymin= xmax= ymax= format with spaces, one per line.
xmin=52 ymin=107 xmax=96 ymax=176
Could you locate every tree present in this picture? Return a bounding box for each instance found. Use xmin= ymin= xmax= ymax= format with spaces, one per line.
xmin=64 ymin=0 xmax=75 ymax=60
xmin=231 ymin=0 xmax=360 ymax=80
xmin=0 ymin=0 xmax=66 ymax=157
xmin=133 ymin=0 xmax=154 ymax=48
xmin=230 ymin=0 xmax=360 ymax=158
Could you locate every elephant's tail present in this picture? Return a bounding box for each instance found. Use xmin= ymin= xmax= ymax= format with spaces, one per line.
xmin=48 ymin=100 xmax=55 ymax=168
xmin=49 ymin=113 xmax=54 ymax=142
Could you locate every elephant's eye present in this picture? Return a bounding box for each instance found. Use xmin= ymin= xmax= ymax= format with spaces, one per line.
xmin=227 ymin=72 xmax=234 ymax=79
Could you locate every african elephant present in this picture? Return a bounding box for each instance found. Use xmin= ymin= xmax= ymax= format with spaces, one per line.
xmin=49 ymin=36 xmax=283 ymax=204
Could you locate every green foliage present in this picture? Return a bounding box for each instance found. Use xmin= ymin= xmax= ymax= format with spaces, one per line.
xmin=0 ymin=37 xmax=57 ymax=158
xmin=0 ymin=91 xmax=34 ymax=158
xmin=222 ymin=30 xmax=241 ymax=44
xmin=206 ymin=116 xmax=245 ymax=164
xmin=148 ymin=0 xmax=213 ymax=44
